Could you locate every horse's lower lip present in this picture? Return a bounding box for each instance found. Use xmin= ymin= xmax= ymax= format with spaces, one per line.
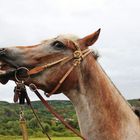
xmin=0 ymin=60 xmax=16 ymax=84
xmin=0 ymin=77 xmax=9 ymax=84
xmin=0 ymin=70 xmax=15 ymax=84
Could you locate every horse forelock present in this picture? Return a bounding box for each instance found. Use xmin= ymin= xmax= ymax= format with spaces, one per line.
xmin=57 ymin=34 xmax=79 ymax=42
xmin=41 ymin=34 xmax=79 ymax=44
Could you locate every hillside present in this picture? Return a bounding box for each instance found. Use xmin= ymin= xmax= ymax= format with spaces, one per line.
xmin=0 ymin=99 xmax=139 ymax=137
xmin=0 ymin=100 xmax=78 ymax=137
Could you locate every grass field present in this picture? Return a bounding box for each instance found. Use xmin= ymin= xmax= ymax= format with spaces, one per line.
xmin=0 ymin=136 xmax=81 ymax=140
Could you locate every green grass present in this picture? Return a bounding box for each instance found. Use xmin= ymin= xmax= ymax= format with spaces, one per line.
xmin=0 ymin=136 xmax=80 ymax=140
xmin=30 ymin=138 xmax=80 ymax=140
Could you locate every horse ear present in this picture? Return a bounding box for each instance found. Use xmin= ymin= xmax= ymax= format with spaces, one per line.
xmin=79 ymin=28 xmax=101 ymax=47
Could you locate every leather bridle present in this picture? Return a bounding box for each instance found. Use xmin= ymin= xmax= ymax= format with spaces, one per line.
xmin=15 ymin=42 xmax=91 ymax=97
xmin=14 ymin=42 xmax=91 ymax=140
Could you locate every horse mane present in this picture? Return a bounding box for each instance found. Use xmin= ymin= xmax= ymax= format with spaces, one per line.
xmin=92 ymin=50 xmax=100 ymax=60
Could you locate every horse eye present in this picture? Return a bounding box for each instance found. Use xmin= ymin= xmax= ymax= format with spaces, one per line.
xmin=52 ymin=41 xmax=65 ymax=50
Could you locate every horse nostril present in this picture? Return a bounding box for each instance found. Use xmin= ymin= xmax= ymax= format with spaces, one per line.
xmin=0 ymin=48 xmax=6 ymax=55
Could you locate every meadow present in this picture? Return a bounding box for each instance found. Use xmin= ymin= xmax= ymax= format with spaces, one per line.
xmin=0 ymin=100 xmax=139 ymax=140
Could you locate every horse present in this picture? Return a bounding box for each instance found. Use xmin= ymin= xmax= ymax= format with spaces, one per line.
xmin=0 ymin=29 xmax=140 ymax=140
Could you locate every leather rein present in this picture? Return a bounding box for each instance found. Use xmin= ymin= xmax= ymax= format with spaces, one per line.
xmin=14 ymin=43 xmax=91 ymax=140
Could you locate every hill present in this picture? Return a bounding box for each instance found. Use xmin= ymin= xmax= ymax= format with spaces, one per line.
xmin=0 ymin=99 xmax=139 ymax=137
xmin=0 ymin=100 xmax=78 ymax=137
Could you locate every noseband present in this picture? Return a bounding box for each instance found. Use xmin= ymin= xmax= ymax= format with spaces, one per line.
xmin=15 ymin=42 xmax=91 ymax=97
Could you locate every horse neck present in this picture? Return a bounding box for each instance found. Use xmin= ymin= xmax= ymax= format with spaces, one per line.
xmin=64 ymin=55 xmax=140 ymax=140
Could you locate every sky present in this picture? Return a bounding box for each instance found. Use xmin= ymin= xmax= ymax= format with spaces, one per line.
xmin=0 ymin=0 xmax=140 ymax=102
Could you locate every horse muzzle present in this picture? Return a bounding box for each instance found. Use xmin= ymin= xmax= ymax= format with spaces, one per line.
xmin=0 ymin=48 xmax=16 ymax=84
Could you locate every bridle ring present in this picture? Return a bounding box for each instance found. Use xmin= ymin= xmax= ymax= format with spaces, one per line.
xmin=15 ymin=67 xmax=30 ymax=82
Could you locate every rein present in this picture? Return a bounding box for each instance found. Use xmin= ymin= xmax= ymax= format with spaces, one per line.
xmin=14 ymin=44 xmax=91 ymax=140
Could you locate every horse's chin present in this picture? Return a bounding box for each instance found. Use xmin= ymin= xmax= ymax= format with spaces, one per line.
xmin=0 ymin=60 xmax=16 ymax=85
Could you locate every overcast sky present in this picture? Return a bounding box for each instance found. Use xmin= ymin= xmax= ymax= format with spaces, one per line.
xmin=0 ymin=0 xmax=140 ymax=102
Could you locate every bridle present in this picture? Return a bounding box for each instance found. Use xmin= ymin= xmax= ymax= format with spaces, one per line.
xmin=15 ymin=42 xmax=91 ymax=97
xmin=14 ymin=41 xmax=91 ymax=140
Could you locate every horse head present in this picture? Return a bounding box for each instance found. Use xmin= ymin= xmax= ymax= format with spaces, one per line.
xmin=0 ymin=29 xmax=100 ymax=94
